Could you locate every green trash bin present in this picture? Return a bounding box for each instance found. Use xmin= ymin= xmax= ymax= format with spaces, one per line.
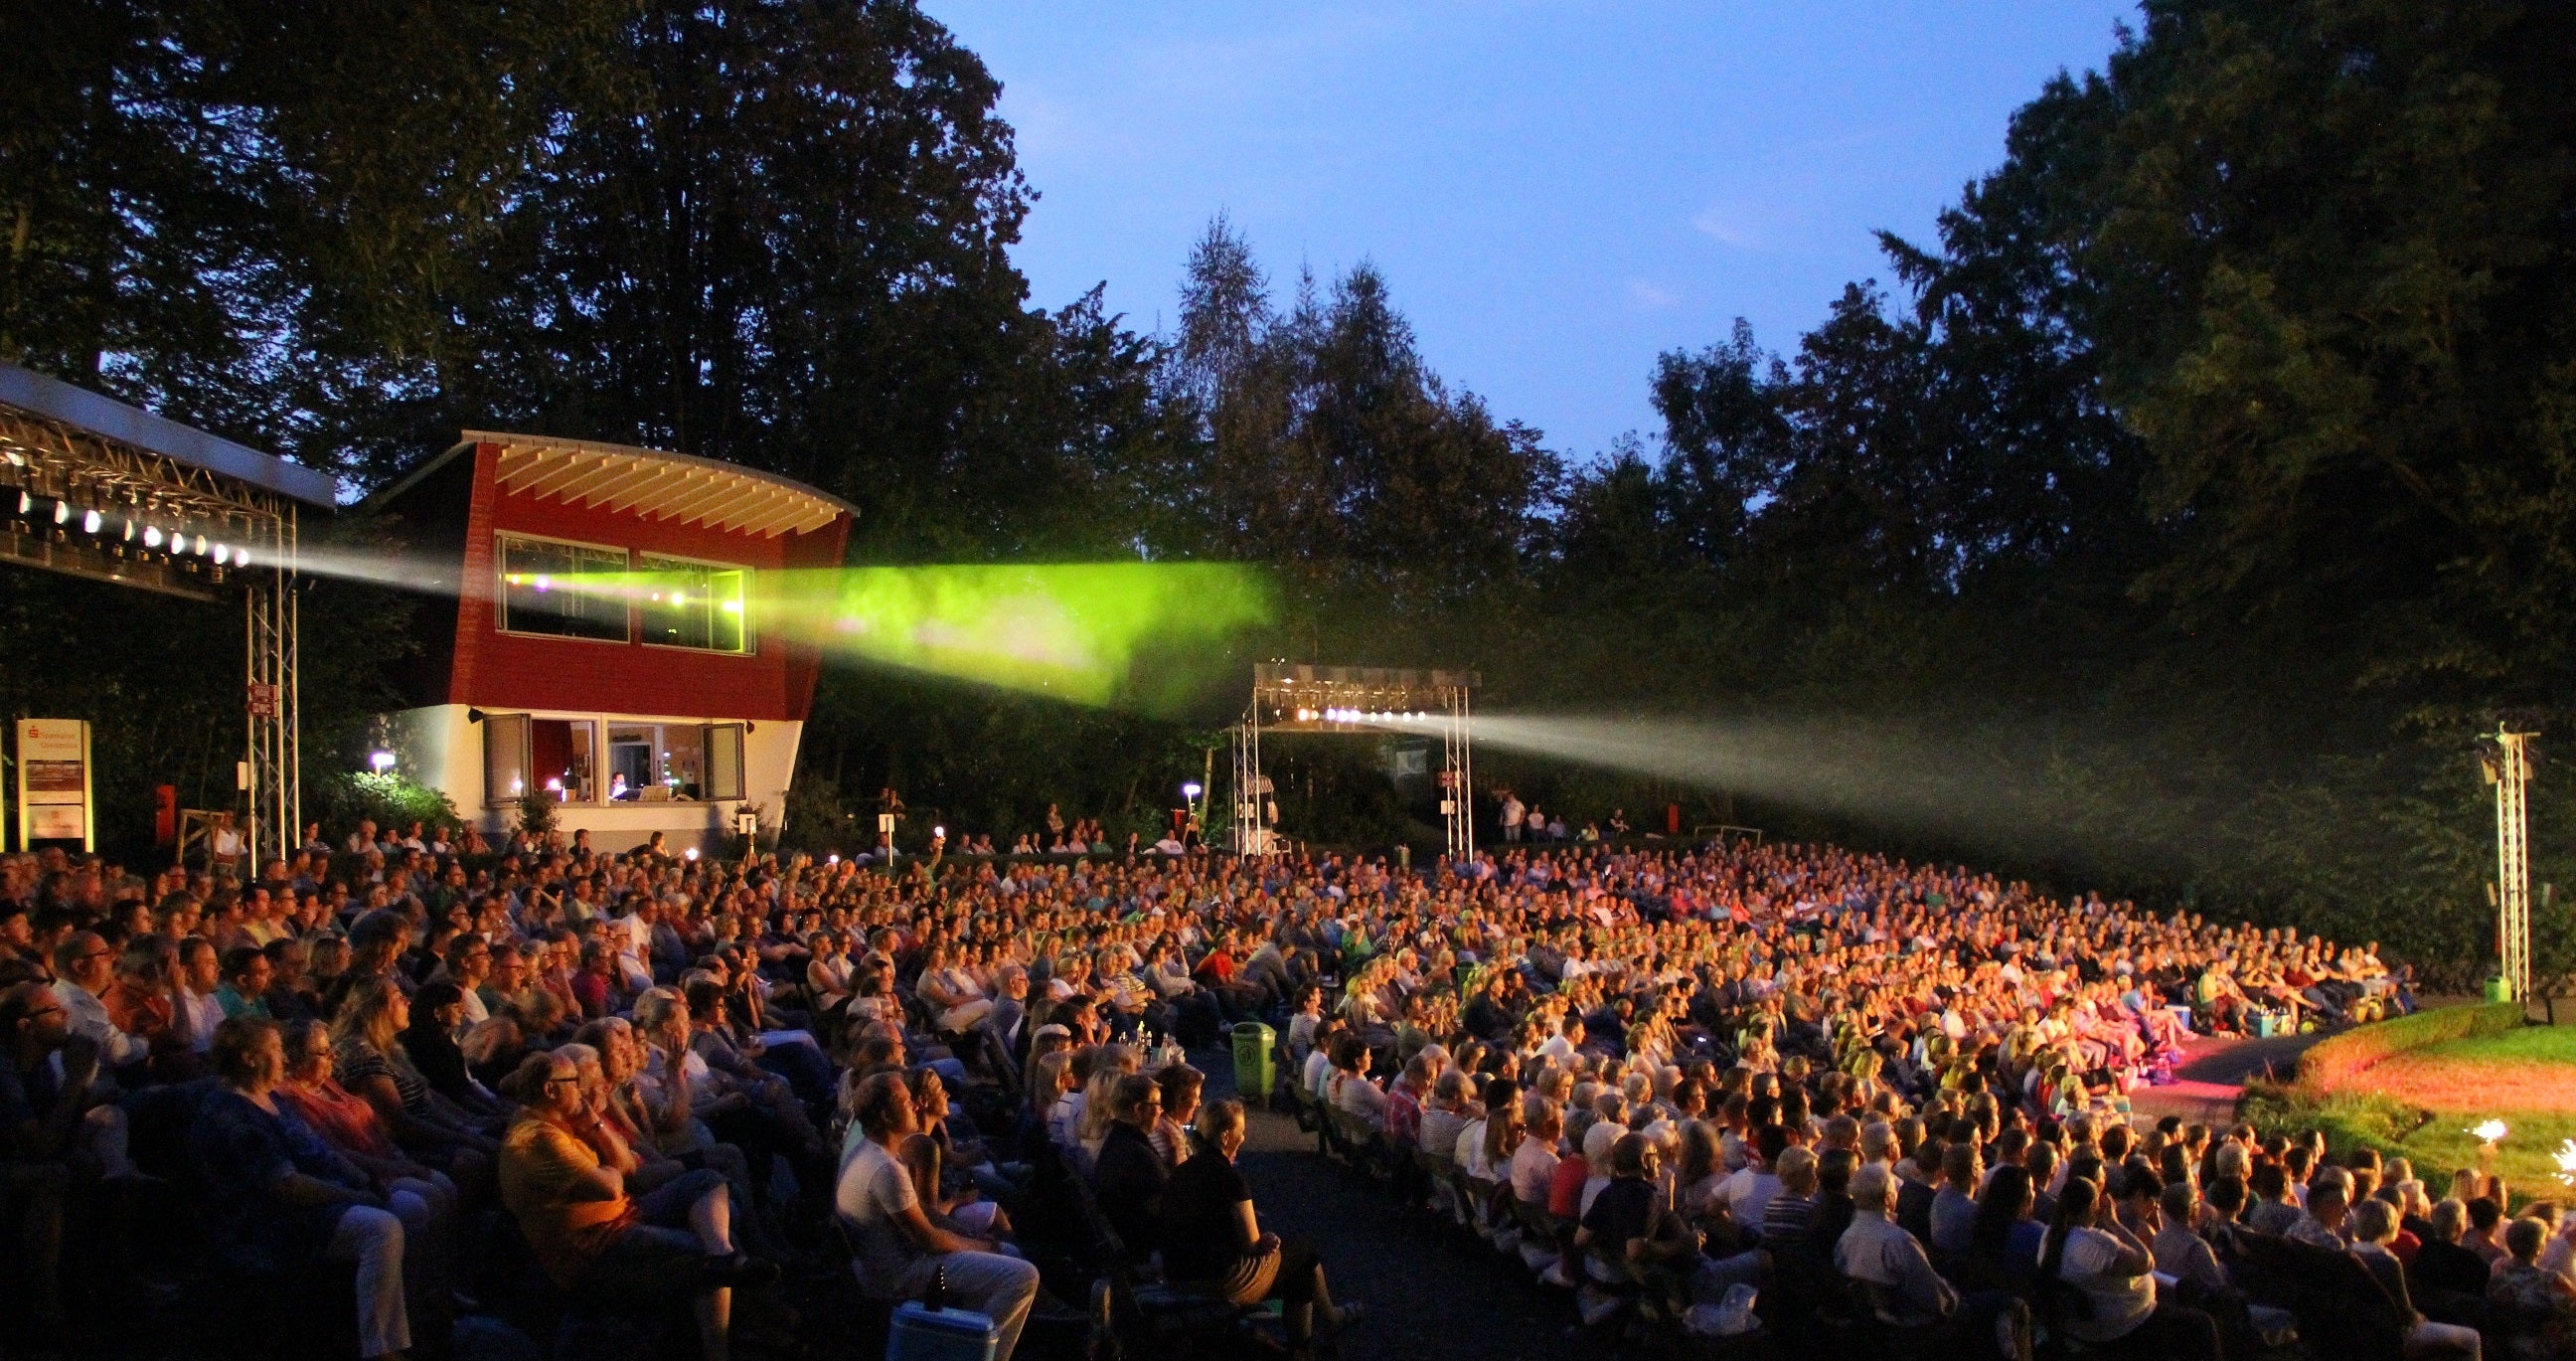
xmin=2485 ymin=976 xmax=2515 ymax=1003
xmin=1232 ymin=1021 xmax=1276 ymax=1108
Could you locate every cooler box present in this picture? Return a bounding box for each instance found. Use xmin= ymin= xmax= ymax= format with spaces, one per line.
xmin=887 ymin=1302 xmax=999 ymax=1361
xmin=1232 ymin=1021 xmax=1276 ymax=1108
xmin=2252 ymin=1010 xmax=2287 ymax=1038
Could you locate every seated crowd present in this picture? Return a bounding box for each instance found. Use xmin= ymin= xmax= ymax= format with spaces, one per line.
xmin=0 ymin=825 xmax=2562 ymax=1361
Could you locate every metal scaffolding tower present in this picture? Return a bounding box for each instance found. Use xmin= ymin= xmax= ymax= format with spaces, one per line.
xmin=1229 ymin=716 xmax=1272 ymax=856
xmin=2485 ymin=725 xmax=2535 ymax=1002
xmin=1439 ymin=682 xmax=1474 ymax=864
xmin=245 ymin=505 xmax=300 ymax=869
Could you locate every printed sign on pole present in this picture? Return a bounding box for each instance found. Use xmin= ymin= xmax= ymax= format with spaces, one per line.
xmin=16 ymin=719 xmax=93 ymax=852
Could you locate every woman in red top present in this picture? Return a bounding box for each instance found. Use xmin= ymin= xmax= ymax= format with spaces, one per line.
xmin=274 ymin=1018 xmax=461 ymax=1320
xmin=103 ymin=935 xmax=196 ymax=1080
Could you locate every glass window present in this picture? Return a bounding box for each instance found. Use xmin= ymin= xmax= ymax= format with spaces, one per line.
xmin=498 ymin=536 xmax=629 ymax=642
xmin=636 ymin=556 xmax=748 ymax=653
xmin=601 ymin=722 xmax=743 ymax=803
xmin=531 ymin=719 xmax=597 ymax=803
xmin=483 ymin=713 xmax=530 ymax=805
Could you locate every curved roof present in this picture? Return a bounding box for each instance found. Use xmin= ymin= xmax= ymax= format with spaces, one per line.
xmin=385 ymin=430 xmax=856 ymax=538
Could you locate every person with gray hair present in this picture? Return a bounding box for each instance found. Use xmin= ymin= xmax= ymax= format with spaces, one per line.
xmin=2351 ymin=1197 xmax=2482 ymax=1359
xmin=2152 ymin=1179 xmax=2226 ymax=1292
xmin=1836 ymin=1161 xmax=1960 ymax=1329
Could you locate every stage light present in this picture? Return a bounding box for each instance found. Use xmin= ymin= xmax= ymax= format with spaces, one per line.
xmin=122 ymin=519 xmax=135 ymax=540
xmin=80 ymin=509 xmax=100 ymax=534
xmin=194 ymin=534 xmax=209 ymax=556
xmin=369 ymin=751 xmax=397 ymax=772
xmin=15 ymin=491 xmax=27 ymax=514
xmin=144 ymin=526 xmax=163 ymax=548
xmin=213 ymin=543 xmax=230 ymax=566
xmin=53 ymin=499 xmax=69 ymax=525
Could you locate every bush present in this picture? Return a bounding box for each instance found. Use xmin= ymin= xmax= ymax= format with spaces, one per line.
xmin=315 ymin=771 xmax=458 ymax=843
xmin=2295 ymin=1000 xmax=2524 ymax=1094
xmin=2239 ymin=1082 xmax=2428 ymax=1161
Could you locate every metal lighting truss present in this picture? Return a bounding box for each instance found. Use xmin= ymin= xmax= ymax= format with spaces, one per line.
xmin=244 ymin=507 xmax=300 ymax=871
xmin=1235 ymin=664 xmax=1480 ymax=860
xmin=2485 ymin=726 xmax=2534 ymax=1003
xmin=0 ymin=381 xmax=319 ymax=867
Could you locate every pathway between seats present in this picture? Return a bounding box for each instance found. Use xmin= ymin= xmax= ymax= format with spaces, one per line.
xmin=1204 ymin=1051 xmax=1570 ymax=1361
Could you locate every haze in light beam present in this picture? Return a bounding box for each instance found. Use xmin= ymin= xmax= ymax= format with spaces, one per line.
xmin=283 ymin=541 xmax=1275 ymax=714
xmin=777 ymin=562 xmax=1274 ymax=710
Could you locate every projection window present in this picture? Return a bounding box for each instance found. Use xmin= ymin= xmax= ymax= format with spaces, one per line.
xmin=498 ymin=536 xmax=629 ymax=642
xmin=605 ymin=722 xmax=744 ymax=803
xmin=637 ymin=556 xmax=749 ymax=653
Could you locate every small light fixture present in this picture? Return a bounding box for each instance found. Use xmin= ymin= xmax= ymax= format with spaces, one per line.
xmin=1183 ymin=781 xmax=1204 ymax=799
xmin=369 ymin=751 xmax=397 ymax=772
xmin=80 ymin=509 xmax=100 ymax=534
xmin=53 ymin=499 xmax=70 ymax=525
xmin=144 ymin=526 xmax=164 ymax=548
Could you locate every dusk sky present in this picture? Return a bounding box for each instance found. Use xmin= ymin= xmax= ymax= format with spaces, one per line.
xmin=924 ymin=2 xmax=2138 ymax=459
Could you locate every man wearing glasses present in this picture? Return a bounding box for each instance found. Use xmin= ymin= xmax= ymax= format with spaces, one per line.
xmin=49 ymin=931 xmax=146 ymax=1073
xmin=1 ymin=979 xmax=111 ymax=1339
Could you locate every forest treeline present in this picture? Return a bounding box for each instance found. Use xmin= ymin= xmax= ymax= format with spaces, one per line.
xmin=3 ymin=0 xmax=2572 ymax=977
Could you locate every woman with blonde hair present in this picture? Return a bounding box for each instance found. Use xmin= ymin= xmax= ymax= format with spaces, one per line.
xmin=1075 ymin=1043 xmax=1143 ymax=1163
xmin=332 ymin=976 xmax=499 ymax=1171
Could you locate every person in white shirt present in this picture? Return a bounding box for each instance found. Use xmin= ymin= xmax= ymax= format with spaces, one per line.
xmin=1713 ymin=1125 xmax=1788 ymax=1234
xmin=2042 ymin=1175 xmax=2219 ymax=1360
xmin=835 ymin=1073 xmax=1038 ymax=1359
xmin=175 ymin=937 xmax=228 ymax=1055
xmin=1508 ymin=1095 xmax=1562 ymax=1207
xmin=50 ymin=933 xmax=146 ymax=1070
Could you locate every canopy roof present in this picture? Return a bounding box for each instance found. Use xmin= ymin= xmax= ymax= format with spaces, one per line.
xmin=445 ymin=430 xmax=855 ymax=539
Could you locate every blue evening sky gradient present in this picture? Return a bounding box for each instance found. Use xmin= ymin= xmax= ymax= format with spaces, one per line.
xmin=923 ymin=3 xmax=2138 ymax=460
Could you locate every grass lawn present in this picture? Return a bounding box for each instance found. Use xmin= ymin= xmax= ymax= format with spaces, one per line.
xmin=2343 ymin=1024 xmax=2576 ymax=1197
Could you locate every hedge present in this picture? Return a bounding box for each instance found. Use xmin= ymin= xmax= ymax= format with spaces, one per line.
xmin=2295 ymin=1000 xmax=2524 ymax=1094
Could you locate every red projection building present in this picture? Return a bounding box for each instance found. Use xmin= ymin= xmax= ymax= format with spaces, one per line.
xmin=371 ymin=432 xmax=854 ymax=851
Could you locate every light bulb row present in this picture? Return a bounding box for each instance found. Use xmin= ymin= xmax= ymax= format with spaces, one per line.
xmin=12 ymin=490 xmax=252 ymax=567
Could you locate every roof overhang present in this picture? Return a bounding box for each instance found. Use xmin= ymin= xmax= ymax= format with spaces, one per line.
xmin=0 ymin=363 xmax=334 ymax=599
xmin=0 ymin=363 xmax=339 ymax=508
xmin=420 ymin=430 xmax=854 ymax=539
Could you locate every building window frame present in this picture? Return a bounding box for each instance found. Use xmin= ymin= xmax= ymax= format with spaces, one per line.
xmin=494 ymin=533 xmax=631 ymax=644
xmin=633 ymin=551 xmax=753 ymax=655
